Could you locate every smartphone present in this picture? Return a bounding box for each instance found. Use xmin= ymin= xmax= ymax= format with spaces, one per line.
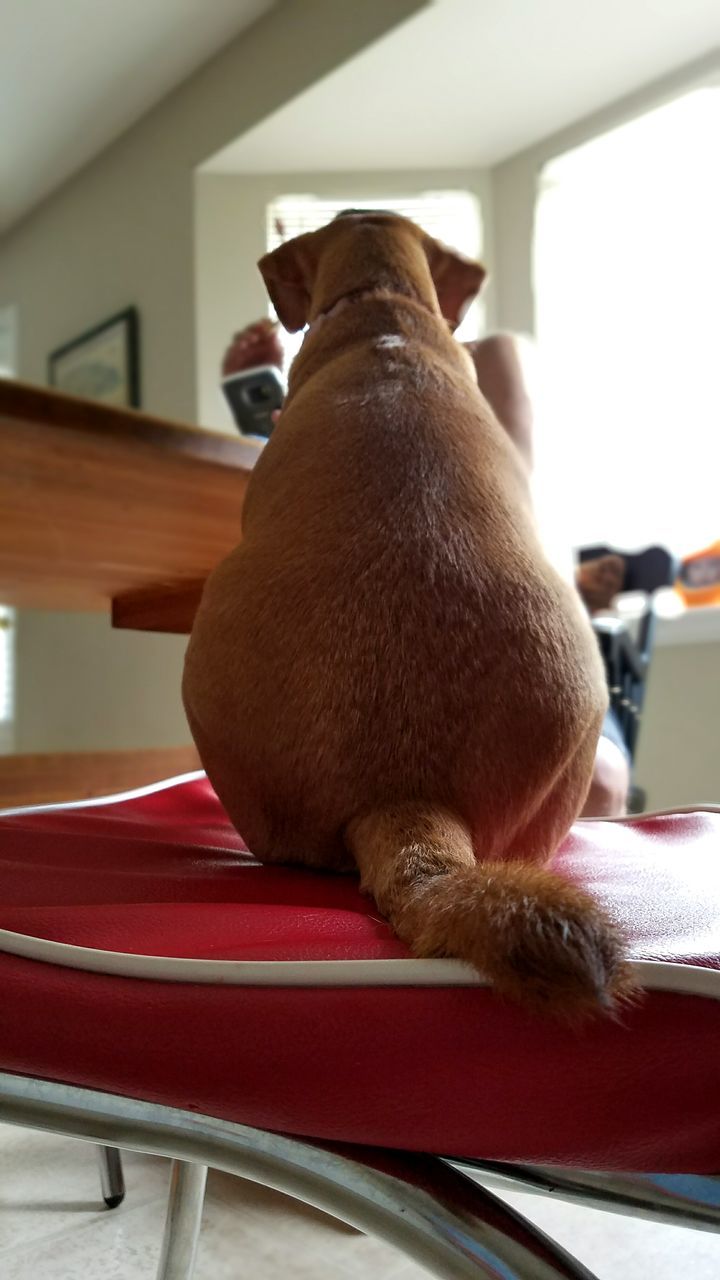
xmin=221 ymin=366 xmax=285 ymax=439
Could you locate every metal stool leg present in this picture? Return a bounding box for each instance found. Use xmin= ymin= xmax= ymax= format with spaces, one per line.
xmin=97 ymin=1144 xmax=125 ymax=1208
xmin=157 ymin=1159 xmax=208 ymax=1280
xmin=2 ymin=1074 xmax=599 ymax=1279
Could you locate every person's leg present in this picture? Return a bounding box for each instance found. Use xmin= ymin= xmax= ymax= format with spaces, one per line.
xmin=581 ymin=733 xmax=631 ymax=817
xmin=463 ymin=334 xmax=535 ymax=472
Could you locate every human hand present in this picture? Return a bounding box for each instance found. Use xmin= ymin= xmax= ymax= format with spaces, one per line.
xmin=221 ymin=318 xmax=284 ymax=377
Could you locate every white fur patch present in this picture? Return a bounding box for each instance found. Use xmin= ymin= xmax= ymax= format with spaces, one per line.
xmin=336 ymin=377 xmax=404 ymax=410
xmin=375 ymin=335 xmax=406 ymax=350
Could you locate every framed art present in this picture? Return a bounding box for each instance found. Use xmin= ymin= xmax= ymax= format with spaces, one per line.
xmin=48 ymin=307 xmax=140 ymax=408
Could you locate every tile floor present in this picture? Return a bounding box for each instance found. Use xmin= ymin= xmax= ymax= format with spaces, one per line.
xmin=0 ymin=1122 xmax=719 ymax=1278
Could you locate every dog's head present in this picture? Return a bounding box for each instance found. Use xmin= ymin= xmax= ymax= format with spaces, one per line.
xmin=257 ymin=211 xmax=486 ymax=334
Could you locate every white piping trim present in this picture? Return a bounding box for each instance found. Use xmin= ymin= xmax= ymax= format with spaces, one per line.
xmin=0 ymin=771 xmax=207 ymax=818
xmin=2 ymin=777 xmax=718 ymax=825
xmin=577 ymin=805 xmax=720 ymax=823
xmin=2 ymin=765 xmax=718 ymax=827
xmin=0 ymin=925 xmax=717 ymax=999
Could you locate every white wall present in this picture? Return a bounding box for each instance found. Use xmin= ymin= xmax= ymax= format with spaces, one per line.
xmin=635 ymin=641 xmax=720 ymax=809
xmin=194 ymin=167 xmax=494 ymax=431
xmin=14 ymin=612 xmax=191 ymax=753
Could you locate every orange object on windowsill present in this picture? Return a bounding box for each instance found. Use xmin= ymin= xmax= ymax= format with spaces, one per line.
xmin=675 ymin=541 xmax=720 ymax=608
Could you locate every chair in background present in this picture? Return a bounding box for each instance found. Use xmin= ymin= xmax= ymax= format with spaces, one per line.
xmin=578 ymin=545 xmax=678 ymax=810
xmin=0 ymin=773 xmax=718 ymax=1280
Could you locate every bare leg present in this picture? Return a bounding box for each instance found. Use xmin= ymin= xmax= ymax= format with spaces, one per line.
xmin=581 ymin=737 xmax=630 ymax=817
xmin=463 ymin=334 xmax=535 ymax=471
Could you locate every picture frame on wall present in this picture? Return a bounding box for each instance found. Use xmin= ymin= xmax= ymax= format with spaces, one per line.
xmin=48 ymin=307 xmax=140 ymax=408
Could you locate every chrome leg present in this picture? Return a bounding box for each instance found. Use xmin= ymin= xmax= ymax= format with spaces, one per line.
xmin=97 ymin=1144 xmax=125 ymax=1208
xmin=157 ymin=1160 xmax=207 ymax=1280
xmin=459 ymin=1160 xmax=720 ymax=1233
xmin=0 ymin=1072 xmax=597 ymax=1279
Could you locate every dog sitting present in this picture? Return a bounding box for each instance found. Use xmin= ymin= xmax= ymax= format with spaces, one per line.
xmin=183 ymin=212 xmax=634 ymax=1018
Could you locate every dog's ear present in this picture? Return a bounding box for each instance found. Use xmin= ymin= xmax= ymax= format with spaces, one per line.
xmin=257 ymin=235 xmax=317 ymax=332
xmin=424 ymin=237 xmax=486 ymax=331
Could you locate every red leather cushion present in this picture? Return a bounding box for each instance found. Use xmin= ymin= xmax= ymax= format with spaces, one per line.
xmin=1 ymin=777 xmax=719 ymax=1172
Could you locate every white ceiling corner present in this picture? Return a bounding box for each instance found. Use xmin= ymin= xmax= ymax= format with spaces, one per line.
xmin=0 ymin=0 xmax=275 ymax=235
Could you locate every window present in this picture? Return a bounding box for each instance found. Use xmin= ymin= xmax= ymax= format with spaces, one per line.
xmin=266 ymin=191 xmax=483 ymax=367
xmin=533 ymin=89 xmax=720 ymax=557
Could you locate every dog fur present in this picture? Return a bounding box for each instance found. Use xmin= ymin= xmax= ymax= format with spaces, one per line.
xmin=183 ymin=213 xmax=634 ymax=1018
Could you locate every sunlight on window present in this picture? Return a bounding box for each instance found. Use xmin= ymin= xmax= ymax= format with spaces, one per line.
xmin=533 ymin=89 xmax=720 ymax=556
xmin=266 ymin=192 xmax=483 ymax=368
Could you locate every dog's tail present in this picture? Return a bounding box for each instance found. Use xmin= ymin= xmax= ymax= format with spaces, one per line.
xmin=345 ymin=805 xmax=635 ymax=1019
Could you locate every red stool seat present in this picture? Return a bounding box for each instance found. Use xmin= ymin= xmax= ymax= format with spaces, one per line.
xmin=1 ymin=776 xmax=719 ymax=1172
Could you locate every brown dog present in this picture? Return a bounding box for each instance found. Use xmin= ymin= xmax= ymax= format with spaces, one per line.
xmin=183 ymin=213 xmax=633 ymax=1018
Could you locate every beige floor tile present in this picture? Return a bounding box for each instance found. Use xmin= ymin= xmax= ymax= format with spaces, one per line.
xmin=1 ymin=1196 xmax=167 ymax=1280
xmin=499 ymin=1187 xmax=720 ymax=1280
xmin=0 ymin=1124 xmax=167 ymax=1257
xmin=197 ymin=1171 xmax=424 ymax=1278
xmin=2 ymin=1123 xmax=720 ymax=1279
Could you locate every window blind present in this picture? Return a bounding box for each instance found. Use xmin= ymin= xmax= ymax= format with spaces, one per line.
xmin=265 ymin=191 xmax=484 ymax=364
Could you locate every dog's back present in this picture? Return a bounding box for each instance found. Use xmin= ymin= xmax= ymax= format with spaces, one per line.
xmin=184 ymin=215 xmax=631 ymax=1017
